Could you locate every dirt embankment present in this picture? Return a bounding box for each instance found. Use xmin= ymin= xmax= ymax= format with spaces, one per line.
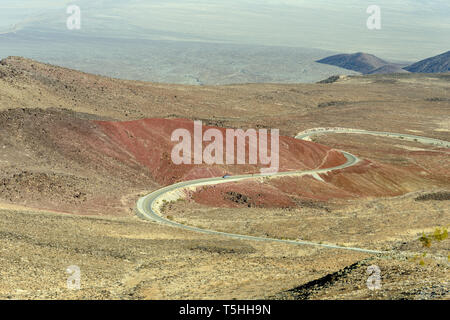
xmin=190 ymin=158 xmax=449 ymax=209
xmin=94 ymin=118 xmax=346 ymax=185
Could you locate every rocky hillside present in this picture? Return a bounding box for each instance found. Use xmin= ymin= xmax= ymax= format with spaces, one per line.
xmin=316 ymin=52 xmax=391 ymax=74
xmin=317 ymin=50 xmax=450 ymax=75
xmin=404 ymin=51 xmax=450 ymax=73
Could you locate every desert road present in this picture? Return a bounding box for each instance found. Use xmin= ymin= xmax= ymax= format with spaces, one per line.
xmin=136 ymin=128 xmax=450 ymax=254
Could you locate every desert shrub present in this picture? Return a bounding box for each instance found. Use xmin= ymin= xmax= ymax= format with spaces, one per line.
xmin=410 ymin=252 xmax=428 ymax=265
xmin=418 ymin=227 xmax=448 ymax=248
xmin=425 ymin=97 xmax=448 ymax=102
xmin=419 ymin=233 xmax=432 ymax=248
xmin=432 ymin=227 xmax=448 ymax=241
xmin=317 ymin=101 xmax=348 ymax=108
xmin=317 ymin=75 xmax=340 ymax=84
xmin=415 ymin=192 xmax=450 ymax=201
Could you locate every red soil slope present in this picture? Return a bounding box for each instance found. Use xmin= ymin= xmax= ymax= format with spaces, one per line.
xmin=94 ymin=118 xmax=347 ymax=185
xmin=191 ymin=157 xmax=448 ymax=209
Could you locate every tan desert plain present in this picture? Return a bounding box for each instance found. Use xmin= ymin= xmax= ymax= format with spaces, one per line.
xmin=0 ymin=56 xmax=448 ymax=299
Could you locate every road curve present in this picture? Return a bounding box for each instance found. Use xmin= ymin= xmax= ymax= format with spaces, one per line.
xmin=296 ymin=127 xmax=450 ymax=148
xmin=135 ymin=128 xmax=449 ymax=255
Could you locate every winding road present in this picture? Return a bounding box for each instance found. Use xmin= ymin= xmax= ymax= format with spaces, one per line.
xmin=136 ymin=128 xmax=449 ymax=255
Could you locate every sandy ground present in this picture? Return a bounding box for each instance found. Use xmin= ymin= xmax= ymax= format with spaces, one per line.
xmin=0 ymin=200 xmax=447 ymax=300
xmin=0 ymin=206 xmax=370 ymax=299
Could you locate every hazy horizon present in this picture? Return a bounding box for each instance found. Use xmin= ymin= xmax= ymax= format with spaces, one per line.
xmin=0 ymin=0 xmax=449 ymax=61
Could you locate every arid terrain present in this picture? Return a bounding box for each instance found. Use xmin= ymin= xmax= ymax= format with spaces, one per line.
xmin=0 ymin=57 xmax=448 ymax=299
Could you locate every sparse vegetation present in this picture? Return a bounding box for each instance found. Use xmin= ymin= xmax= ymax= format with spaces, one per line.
xmin=224 ymin=191 xmax=255 ymax=207
xmin=317 ymin=75 xmax=341 ymax=84
xmin=160 ymin=199 xmax=185 ymax=214
xmin=410 ymin=252 xmax=429 ymax=266
xmin=419 ymin=233 xmax=432 ymax=248
xmin=432 ymin=227 xmax=448 ymax=241
xmin=418 ymin=227 xmax=448 ymax=248
xmin=425 ymin=97 xmax=449 ymax=102
xmin=415 ymin=192 xmax=450 ymax=201
xmin=317 ymin=101 xmax=348 ymax=108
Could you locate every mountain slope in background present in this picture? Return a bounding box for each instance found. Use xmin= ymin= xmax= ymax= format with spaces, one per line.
xmin=316 ymin=52 xmax=390 ymax=74
xmin=318 ymin=51 xmax=450 ymax=75
xmin=404 ymin=51 xmax=450 ymax=73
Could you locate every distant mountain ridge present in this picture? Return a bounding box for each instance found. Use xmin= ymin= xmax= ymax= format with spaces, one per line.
xmin=404 ymin=51 xmax=450 ymax=73
xmin=316 ymin=52 xmax=390 ymax=74
xmin=317 ymin=50 xmax=449 ymax=75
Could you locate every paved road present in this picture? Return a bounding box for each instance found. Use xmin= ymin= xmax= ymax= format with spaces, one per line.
xmin=296 ymin=128 xmax=450 ymax=148
xmin=136 ymin=128 xmax=449 ymax=254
